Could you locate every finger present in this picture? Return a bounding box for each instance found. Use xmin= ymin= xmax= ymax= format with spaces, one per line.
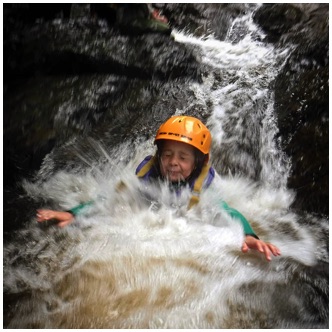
xmin=270 ymin=245 xmax=281 ymax=256
xmin=37 ymin=215 xmax=52 ymax=223
xmin=37 ymin=211 xmax=55 ymax=222
xmin=241 ymin=242 xmax=249 ymax=253
xmin=265 ymin=243 xmax=277 ymax=255
xmin=36 ymin=211 xmax=43 ymax=217
xmin=256 ymin=241 xmax=264 ymax=253
xmin=263 ymin=246 xmax=272 ymax=261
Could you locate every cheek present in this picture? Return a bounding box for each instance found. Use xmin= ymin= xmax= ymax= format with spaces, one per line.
xmin=159 ymin=159 xmax=168 ymax=175
xmin=182 ymin=161 xmax=195 ymax=175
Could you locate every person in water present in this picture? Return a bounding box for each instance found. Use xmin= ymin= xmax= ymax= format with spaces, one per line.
xmin=37 ymin=115 xmax=281 ymax=261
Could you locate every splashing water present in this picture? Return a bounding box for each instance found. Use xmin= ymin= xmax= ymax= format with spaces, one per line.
xmin=4 ymin=7 xmax=328 ymax=329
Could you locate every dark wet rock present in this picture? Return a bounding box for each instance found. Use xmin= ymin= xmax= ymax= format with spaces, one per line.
xmin=253 ymin=4 xmax=304 ymax=43
xmin=254 ymin=3 xmax=328 ymax=216
xmin=160 ymin=3 xmax=251 ymax=40
xmin=3 ymin=4 xmax=204 ymax=184
xmin=4 ymin=21 xmax=200 ymax=83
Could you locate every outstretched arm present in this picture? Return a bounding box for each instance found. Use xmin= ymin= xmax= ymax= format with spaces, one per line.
xmin=242 ymin=235 xmax=281 ymax=261
xmin=36 ymin=209 xmax=75 ymax=228
xmin=36 ymin=200 xmax=94 ymax=228
xmin=220 ymin=201 xmax=281 ymax=261
xmin=220 ymin=201 xmax=258 ymax=238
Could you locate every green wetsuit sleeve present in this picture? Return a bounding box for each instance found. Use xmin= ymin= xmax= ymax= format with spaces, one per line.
xmin=220 ymin=201 xmax=258 ymax=238
xmin=66 ymin=200 xmax=94 ymax=216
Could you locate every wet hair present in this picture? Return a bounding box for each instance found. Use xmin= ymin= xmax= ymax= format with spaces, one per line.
xmin=155 ymin=140 xmax=207 ymax=182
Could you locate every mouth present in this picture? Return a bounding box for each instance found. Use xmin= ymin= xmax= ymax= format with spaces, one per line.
xmin=166 ymin=171 xmax=184 ymax=181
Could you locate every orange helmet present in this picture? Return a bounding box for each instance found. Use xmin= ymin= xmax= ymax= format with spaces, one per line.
xmin=154 ymin=115 xmax=212 ymax=155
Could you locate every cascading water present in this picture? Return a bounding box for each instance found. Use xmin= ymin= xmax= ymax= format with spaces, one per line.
xmin=3 ymin=5 xmax=328 ymax=329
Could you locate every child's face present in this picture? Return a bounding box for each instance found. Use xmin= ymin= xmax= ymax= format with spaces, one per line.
xmin=160 ymin=140 xmax=196 ymax=182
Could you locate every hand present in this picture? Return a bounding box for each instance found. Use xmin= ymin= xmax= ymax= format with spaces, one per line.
xmin=242 ymin=235 xmax=281 ymax=261
xmin=36 ymin=209 xmax=74 ymax=228
xmin=151 ymin=9 xmax=168 ymax=23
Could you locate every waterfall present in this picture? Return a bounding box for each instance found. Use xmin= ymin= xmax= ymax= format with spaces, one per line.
xmin=172 ymin=8 xmax=291 ymax=189
xmin=4 ymin=6 xmax=328 ymax=329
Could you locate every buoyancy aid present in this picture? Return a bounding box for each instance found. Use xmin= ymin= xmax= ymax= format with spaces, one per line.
xmin=135 ymin=155 xmax=258 ymax=238
xmin=135 ymin=155 xmax=215 ymax=209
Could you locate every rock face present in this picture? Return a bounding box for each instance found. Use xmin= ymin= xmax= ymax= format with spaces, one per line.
xmin=3 ymin=3 xmax=328 ymax=232
xmin=253 ymin=4 xmax=329 ymax=216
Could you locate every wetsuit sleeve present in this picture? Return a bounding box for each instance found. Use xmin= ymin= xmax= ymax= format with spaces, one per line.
xmin=66 ymin=200 xmax=94 ymax=216
xmin=220 ymin=201 xmax=259 ymax=238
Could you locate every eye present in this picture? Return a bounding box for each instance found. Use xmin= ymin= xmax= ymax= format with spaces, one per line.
xmin=179 ymin=154 xmax=189 ymax=160
xmin=162 ymin=151 xmax=172 ymax=157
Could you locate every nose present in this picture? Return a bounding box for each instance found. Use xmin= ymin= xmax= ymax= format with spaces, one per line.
xmin=169 ymin=155 xmax=178 ymax=166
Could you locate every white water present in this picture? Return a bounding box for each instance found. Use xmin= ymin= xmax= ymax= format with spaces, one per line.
xmin=173 ymin=9 xmax=291 ymax=189
xmin=4 ymin=7 xmax=328 ymax=329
